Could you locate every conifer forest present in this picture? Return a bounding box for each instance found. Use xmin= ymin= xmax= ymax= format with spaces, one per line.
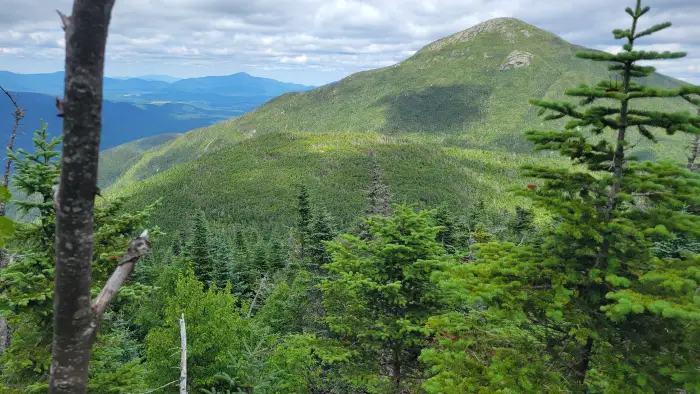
xmin=0 ymin=0 xmax=699 ymax=393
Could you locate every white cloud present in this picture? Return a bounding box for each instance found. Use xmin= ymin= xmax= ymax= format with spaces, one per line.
xmin=0 ymin=47 xmax=22 ymax=54
xmin=0 ymin=0 xmax=696 ymax=86
xmin=280 ymin=55 xmax=308 ymax=64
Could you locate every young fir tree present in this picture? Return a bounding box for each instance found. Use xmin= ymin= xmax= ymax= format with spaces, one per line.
xmin=422 ymin=3 xmax=700 ymax=392
xmin=7 ymin=120 xmax=61 ymax=252
xmin=321 ymin=204 xmax=455 ymax=391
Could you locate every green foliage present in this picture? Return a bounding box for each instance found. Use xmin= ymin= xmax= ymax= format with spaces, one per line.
xmin=421 ymin=3 xmax=700 ymax=393
xmin=7 ymin=121 xmax=60 ymax=250
xmin=188 ymin=210 xmax=217 ymax=287
xmin=0 ymin=124 xmax=161 ymax=391
xmin=321 ymin=204 xmax=457 ymax=390
xmin=145 ymin=269 xmax=251 ymax=392
xmin=306 ymin=207 xmax=336 ymax=273
xmin=0 ymin=186 xmax=15 ymax=247
xmin=296 ymin=185 xmax=312 ymax=260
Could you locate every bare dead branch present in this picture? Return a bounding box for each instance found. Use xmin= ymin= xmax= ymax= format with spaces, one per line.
xmin=0 ymin=85 xmax=24 ymax=194
xmin=56 ymin=10 xmax=72 ymax=33
xmin=92 ymin=231 xmax=151 ymax=317
xmin=179 ymin=313 xmax=187 ymax=394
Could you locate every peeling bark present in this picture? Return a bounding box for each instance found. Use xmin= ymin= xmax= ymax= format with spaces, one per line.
xmin=49 ymin=1 xmax=120 ymax=393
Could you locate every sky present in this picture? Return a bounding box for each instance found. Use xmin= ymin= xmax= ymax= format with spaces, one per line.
xmin=0 ymin=0 xmax=698 ymax=86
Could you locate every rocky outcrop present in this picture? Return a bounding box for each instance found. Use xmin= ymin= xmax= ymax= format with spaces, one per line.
xmin=499 ymin=50 xmax=533 ymax=71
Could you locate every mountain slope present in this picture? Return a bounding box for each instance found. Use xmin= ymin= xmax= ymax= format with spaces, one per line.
xmin=98 ymin=134 xmax=181 ymax=188
xmin=103 ymin=18 xmax=697 ymax=234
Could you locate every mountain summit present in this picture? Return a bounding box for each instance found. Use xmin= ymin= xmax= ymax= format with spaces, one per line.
xmin=417 ymin=17 xmax=557 ymax=53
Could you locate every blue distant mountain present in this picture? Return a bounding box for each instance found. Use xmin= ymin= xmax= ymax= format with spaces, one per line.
xmin=0 ymin=71 xmax=317 ymax=152
xmin=0 ymin=91 xmax=269 ymax=152
xmin=0 ymin=71 xmax=315 ymax=100
xmin=134 ymin=75 xmax=181 ymax=83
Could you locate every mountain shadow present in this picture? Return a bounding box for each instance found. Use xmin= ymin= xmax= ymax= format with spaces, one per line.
xmin=380 ymin=83 xmax=492 ymax=133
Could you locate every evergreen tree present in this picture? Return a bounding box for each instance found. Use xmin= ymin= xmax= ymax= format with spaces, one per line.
xmin=7 ymin=121 xmax=61 ymax=251
xmin=209 ymin=234 xmax=235 ymax=290
xmin=267 ymin=238 xmax=287 ymax=272
xmin=295 ymin=185 xmax=313 ymax=261
xmin=366 ymin=150 xmax=391 ymax=217
xmin=510 ymin=205 xmax=535 ymax=244
xmin=188 ymin=210 xmax=215 ymax=287
xmin=422 ymin=3 xmax=700 ymax=392
xmin=230 ymin=227 xmax=256 ymax=299
xmin=171 ymin=229 xmax=186 ymax=257
xmin=321 ymin=204 xmax=455 ymax=391
xmin=251 ymin=238 xmax=268 ymax=273
xmin=431 ymin=203 xmax=468 ymax=254
xmin=307 ymin=207 xmax=336 ymax=274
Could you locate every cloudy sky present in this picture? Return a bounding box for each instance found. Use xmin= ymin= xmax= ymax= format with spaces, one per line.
xmin=0 ymin=0 xmax=698 ymax=86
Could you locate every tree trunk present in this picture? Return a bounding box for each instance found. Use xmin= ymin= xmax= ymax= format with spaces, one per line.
xmin=391 ymin=345 xmax=402 ymax=390
xmin=180 ymin=313 xmax=188 ymax=394
xmin=49 ymin=2 xmax=117 ymax=392
xmin=573 ymin=337 xmax=593 ymax=385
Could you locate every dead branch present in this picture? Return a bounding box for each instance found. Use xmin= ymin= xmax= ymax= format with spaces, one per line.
xmin=0 ymin=85 xmax=24 ymax=356
xmin=92 ymin=231 xmax=151 ymax=317
xmin=0 ymin=85 xmax=24 ymax=211
xmin=179 ymin=313 xmax=188 ymax=394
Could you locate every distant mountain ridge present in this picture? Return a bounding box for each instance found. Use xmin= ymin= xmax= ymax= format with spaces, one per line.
xmin=0 ymin=71 xmax=315 ymax=100
xmin=0 ymin=71 xmax=316 ymax=152
xmin=0 ymin=91 xmax=237 ymax=151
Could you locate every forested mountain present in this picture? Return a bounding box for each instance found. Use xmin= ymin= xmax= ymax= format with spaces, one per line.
xmin=1 ymin=2 xmax=699 ymax=393
xmin=103 ymin=17 xmax=695 ymax=233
